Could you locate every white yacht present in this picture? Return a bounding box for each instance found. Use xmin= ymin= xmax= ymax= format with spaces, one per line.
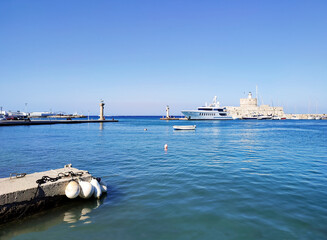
xmin=181 ymin=96 xmax=233 ymax=120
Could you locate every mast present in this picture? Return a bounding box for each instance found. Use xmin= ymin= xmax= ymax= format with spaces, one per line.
xmin=213 ymin=96 xmax=217 ymax=104
xmin=316 ymin=102 xmax=318 ymax=114
xmin=212 ymin=96 xmax=219 ymax=107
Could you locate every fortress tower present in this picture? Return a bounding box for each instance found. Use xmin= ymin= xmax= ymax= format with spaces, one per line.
xmin=226 ymin=91 xmax=285 ymax=118
xmin=240 ymin=92 xmax=258 ymax=108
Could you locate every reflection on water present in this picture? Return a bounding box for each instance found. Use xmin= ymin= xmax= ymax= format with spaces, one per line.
xmin=63 ymin=198 xmax=103 ymax=226
xmin=173 ymin=130 xmax=197 ymax=135
xmin=99 ymin=122 xmax=104 ymax=131
xmin=211 ymin=126 xmax=220 ymax=136
xmin=239 ymin=129 xmax=257 ymax=145
xmin=0 ymin=195 xmax=106 ymax=240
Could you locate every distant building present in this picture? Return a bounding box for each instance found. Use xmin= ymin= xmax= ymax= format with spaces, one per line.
xmin=7 ymin=111 xmax=28 ymax=117
xmin=226 ymin=92 xmax=285 ymax=117
xmin=29 ymin=112 xmax=56 ymax=117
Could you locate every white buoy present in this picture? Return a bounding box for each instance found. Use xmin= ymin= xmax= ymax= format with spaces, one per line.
xmin=79 ymin=180 xmax=94 ymax=199
xmin=164 ymin=144 xmax=168 ymax=150
xmin=100 ymin=180 xmax=108 ymax=193
xmin=65 ymin=181 xmax=80 ymax=199
xmin=90 ymin=178 xmax=102 ymax=199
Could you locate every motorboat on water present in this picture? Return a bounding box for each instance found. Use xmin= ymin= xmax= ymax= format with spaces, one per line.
xmin=173 ymin=125 xmax=196 ymax=130
xmin=242 ymin=114 xmax=272 ymax=120
xmin=257 ymin=115 xmax=272 ymax=120
xmin=181 ymin=96 xmax=233 ymax=120
xmin=242 ymin=115 xmax=258 ymax=120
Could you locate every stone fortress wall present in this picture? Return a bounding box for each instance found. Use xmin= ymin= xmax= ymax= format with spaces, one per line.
xmin=226 ymin=92 xmax=326 ymax=119
xmin=226 ymin=92 xmax=285 ymax=118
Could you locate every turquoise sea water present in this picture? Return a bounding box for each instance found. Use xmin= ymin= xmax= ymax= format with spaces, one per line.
xmin=0 ymin=117 xmax=327 ymax=240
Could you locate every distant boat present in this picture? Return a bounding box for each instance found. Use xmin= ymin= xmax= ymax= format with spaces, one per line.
xmin=315 ymin=117 xmax=322 ymax=120
xmin=271 ymin=116 xmax=280 ymax=120
xmin=173 ymin=125 xmax=196 ymax=130
xmin=242 ymin=115 xmax=258 ymax=120
xmin=181 ymin=96 xmax=233 ymax=120
xmin=258 ymin=115 xmax=272 ymax=120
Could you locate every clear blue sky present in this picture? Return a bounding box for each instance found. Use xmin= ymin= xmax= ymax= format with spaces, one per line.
xmin=1 ymin=0 xmax=326 ymax=115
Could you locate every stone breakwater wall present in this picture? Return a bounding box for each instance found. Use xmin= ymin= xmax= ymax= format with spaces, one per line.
xmin=284 ymin=114 xmax=327 ymax=119
xmin=226 ymin=105 xmax=285 ymax=117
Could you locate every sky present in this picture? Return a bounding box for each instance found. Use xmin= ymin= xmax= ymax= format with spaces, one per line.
xmin=1 ymin=0 xmax=327 ymax=115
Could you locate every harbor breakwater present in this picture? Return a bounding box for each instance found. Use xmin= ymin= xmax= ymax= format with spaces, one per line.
xmin=0 ymin=119 xmax=118 ymax=126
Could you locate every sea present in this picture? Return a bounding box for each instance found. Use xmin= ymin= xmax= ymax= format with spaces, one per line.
xmin=0 ymin=117 xmax=326 ymax=240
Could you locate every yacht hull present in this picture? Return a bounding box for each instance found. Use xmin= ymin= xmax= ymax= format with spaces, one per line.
xmin=181 ymin=110 xmax=233 ymax=120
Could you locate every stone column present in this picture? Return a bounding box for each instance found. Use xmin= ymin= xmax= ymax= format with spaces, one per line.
xmin=99 ymin=101 xmax=105 ymax=120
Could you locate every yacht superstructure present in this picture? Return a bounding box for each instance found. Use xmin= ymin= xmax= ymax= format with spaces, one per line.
xmin=181 ymin=96 xmax=233 ymax=120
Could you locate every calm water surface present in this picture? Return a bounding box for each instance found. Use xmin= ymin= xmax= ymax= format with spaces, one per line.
xmin=0 ymin=117 xmax=326 ymax=239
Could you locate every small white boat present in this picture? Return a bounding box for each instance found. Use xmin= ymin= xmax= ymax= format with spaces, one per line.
xmin=257 ymin=115 xmax=272 ymax=120
xmin=242 ymin=115 xmax=258 ymax=120
xmin=173 ymin=125 xmax=196 ymax=130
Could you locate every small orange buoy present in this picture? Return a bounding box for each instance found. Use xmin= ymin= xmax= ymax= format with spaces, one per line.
xmin=164 ymin=144 xmax=168 ymax=150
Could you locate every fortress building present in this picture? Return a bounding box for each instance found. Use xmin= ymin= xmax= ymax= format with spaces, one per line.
xmin=226 ymin=92 xmax=285 ymax=118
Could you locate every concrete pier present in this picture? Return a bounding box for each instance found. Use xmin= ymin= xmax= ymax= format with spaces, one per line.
xmin=160 ymin=117 xmax=188 ymax=120
xmin=0 ymin=119 xmax=118 ymax=127
xmin=0 ymin=165 xmax=93 ymax=223
xmin=160 ymin=105 xmax=188 ymax=120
